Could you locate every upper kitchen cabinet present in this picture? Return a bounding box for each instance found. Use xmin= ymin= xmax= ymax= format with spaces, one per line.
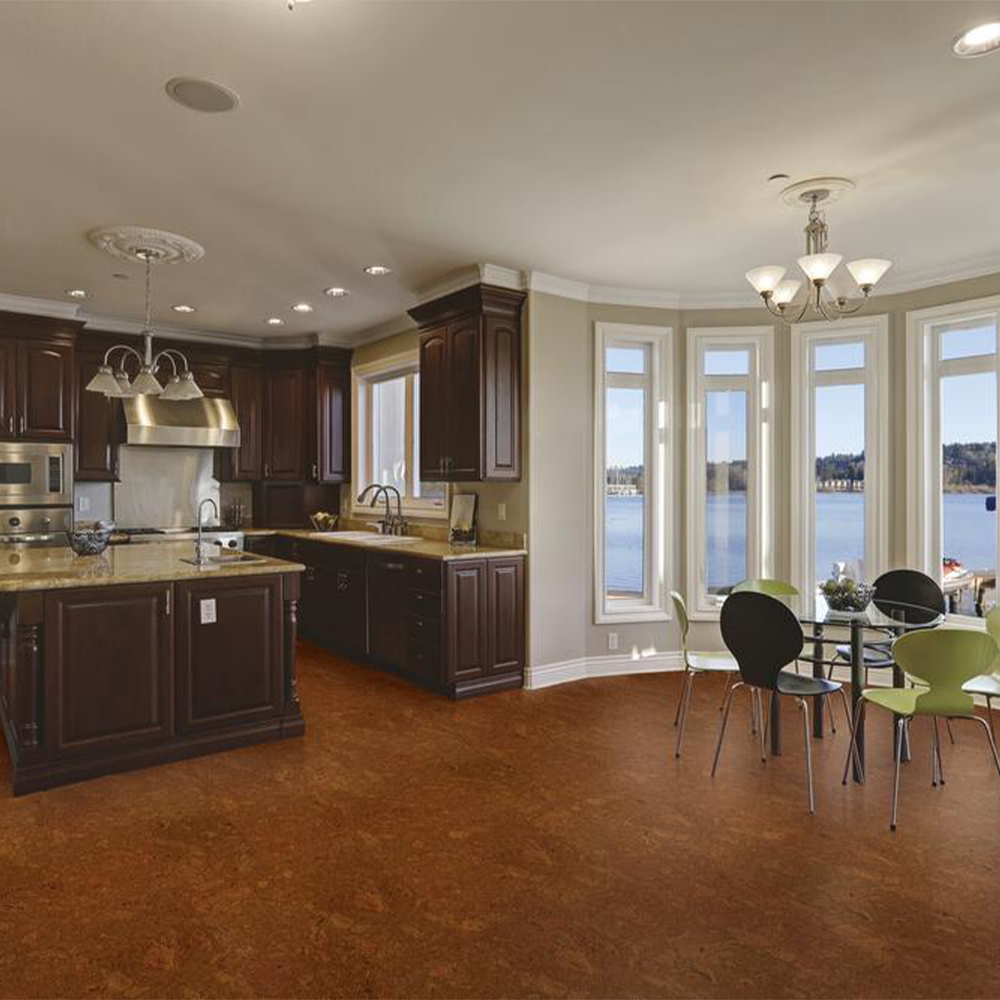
xmin=408 ymin=284 xmax=524 ymax=482
xmin=0 ymin=313 xmax=79 ymax=443
xmin=309 ymin=349 xmax=351 ymax=484
xmin=263 ymin=365 xmax=306 ymax=480
xmin=217 ymin=364 xmax=262 ymax=482
xmin=75 ymin=346 xmax=120 ymax=481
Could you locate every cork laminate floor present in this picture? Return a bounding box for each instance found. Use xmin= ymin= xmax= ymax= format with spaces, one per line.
xmin=0 ymin=642 xmax=998 ymax=999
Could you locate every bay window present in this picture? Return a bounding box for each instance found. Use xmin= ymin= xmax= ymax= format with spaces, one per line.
xmin=593 ymin=323 xmax=672 ymax=623
xmin=352 ymin=351 xmax=446 ymax=518
xmin=907 ymin=298 xmax=1000 ymax=618
xmin=789 ymin=317 xmax=889 ymax=608
xmin=686 ymin=327 xmax=774 ymax=616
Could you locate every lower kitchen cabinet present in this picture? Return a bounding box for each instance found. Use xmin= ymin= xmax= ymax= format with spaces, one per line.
xmin=174 ymin=575 xmax=284 ymax=733
xmin=286 ymin=539 xmax=524 ymax=698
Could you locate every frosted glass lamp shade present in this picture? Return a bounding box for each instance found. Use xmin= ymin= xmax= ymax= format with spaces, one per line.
xmin=85 ymin=364 xmax=123 ymax=396
xmin=131 ymin=366 xmax=164 ymax=396
xmin=846 ymin=258 xmax=892 ymax=289
xmin=175 ymin=371 xmax=203 ymax=400
xmin=745 ymin=265 xmax=786 ymax=295
xmin=159 ymin=376 xmax=186 ymax=401
xmin=798 ymin=253 xmax=842 ymax=283
xmin=772 ymin=279 xmax=802 ymax=306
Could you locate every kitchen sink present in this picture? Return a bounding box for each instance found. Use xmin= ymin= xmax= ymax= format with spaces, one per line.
xmin=313 ymin=531 xmax=421 ymax=546
xmin=181 ymin=553 xmax=269 ymax=566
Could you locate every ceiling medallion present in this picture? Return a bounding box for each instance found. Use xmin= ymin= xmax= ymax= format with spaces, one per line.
xmin=746 ymin=177 xmax=892 ymax=322
xmin=87 ymin=226 xmax=205 ymax=265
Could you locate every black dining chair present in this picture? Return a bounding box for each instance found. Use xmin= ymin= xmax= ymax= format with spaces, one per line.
xmin=715 ymin=591 xmax=856 ymax=813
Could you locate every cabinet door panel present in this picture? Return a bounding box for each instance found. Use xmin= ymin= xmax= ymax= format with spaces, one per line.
xmin=447 ymin=319 xmax=481 ymax=479
xmin=75 ymin=355 xmax=120 ymax=480
xmin=446 ymin=560 xmax=488 ymax=681
xmin=175 ymin=576 xmax=283 ymax=733
xmin=188 ymin=363 xmax=229 ymax=399
xmin=43 ymin=583 xmax=173 ymax=756
xmin=229 ymin=366 xmax=262 ymax=480
xmin=368 ymin=556 xmax=408 ymax=669
xmin=483 ymin=315 xmax=520 ymax=480
xmin=316 ymin=364 xmax=349 ymax=483
xmin=0 ymin=340 xmax=16 ymax=440
xmin=18 ymin=341 xmax=73 ymax=441
xmin=264 ymin=368 xmax=305 ymax=479
xmin=488 ymin=559 xmax=524 ymax=675
xmin=419 ymin=328 xmax=448 ymax=480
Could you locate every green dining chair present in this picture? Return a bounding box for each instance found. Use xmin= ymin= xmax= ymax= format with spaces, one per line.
xmin=669 ymin=591 xmax=741 ymax=758
xmin=842 ymin=627 xmax=1000 ymax=830
xmin=964 ymin=605 xmax=1000 ymax=747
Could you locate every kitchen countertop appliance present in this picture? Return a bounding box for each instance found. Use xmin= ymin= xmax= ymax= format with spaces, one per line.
xmin=0 ymin=443 xmax=74 ymax=547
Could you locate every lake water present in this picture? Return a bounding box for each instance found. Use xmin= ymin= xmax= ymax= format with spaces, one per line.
xmin=604 ymin=492 xmax=997 ymax=594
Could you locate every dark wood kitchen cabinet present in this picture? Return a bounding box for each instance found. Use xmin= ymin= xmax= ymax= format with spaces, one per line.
xmin=174 ymin=575 xmax=284 ymax=734
xmin=217 ymin=364 xmax=262 ymax=481
xmin=368 ymin=554 xmax=409 ymax=669
xmin=43 ymin=582 xmax=174 ymax=757
xmin=311 ymin=357 xmax=350 ymax=483
xmin=263 ymin=366 xmax=306 ymax=480
xmin=0 ymin=316 xmax=78 ymax=443
xmin=409 ymin=284 xmax=523 ymax=482
xmin=75 ymin=351 xmax=121 ymax=480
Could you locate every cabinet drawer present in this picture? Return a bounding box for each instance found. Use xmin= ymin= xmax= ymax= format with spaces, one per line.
xmin=408 ymin=613 xmax=442 ymax=645
xmin=406 ymin=638 xmax=443 ymax=684
xmin=407 ymin=558 xmax=442 ymax=592
xmin=408 ymin=588 xmax=442 ymax=619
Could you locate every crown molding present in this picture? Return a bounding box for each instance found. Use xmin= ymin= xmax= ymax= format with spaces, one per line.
xmin=0 ymin=292 xmax=82 ymax=319
xmin=526 ymin=271 xmax=589 ymax=302
xmin=870 ymin=251 xmax=1000 ymax=299
xmin=79 ymin=313 xmax=269 ymax=350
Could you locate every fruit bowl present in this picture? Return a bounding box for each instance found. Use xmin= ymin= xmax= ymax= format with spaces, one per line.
xmin=820 ymin=578 xmax=874 ymax=612
xmin=67 ymin=521 xmax=114 ymax=556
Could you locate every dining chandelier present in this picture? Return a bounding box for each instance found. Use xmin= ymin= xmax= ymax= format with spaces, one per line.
xmin=745 ymin=178 xmax=892 ymax=323
xmin=85 ymin=236 xmax=203 ymax=401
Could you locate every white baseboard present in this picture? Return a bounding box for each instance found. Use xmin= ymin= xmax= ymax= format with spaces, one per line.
xmin=525 ymin=650 xmax=684 ymax=690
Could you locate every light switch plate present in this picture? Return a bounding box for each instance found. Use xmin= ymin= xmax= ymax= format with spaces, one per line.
xmin=608 ymin=632 xmax=619 ymax=650
xmin=77 ymin=495 xmax=90 ymax=514
xmin=200 ymin=598 xmax=217 ymax=624
xmin=498 ymin=502 xmax=507 ymax=522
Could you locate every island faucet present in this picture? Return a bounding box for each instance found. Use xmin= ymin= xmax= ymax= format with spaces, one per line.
xmin=195 ymin=496 xmax=220 ymax=565
xmin=357 ymin=483 xmax=392 ymax=534
xmin=381 ymin=485 xmax=407 ymax=536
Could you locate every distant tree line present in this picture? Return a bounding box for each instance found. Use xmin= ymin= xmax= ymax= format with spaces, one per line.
xmin=607 ymin=464 xmax=645 ymax=493
xmin=942 ymin=441 xmax=997 ymax=491
xmin=816 ymin=452 xmax=865 ymax=483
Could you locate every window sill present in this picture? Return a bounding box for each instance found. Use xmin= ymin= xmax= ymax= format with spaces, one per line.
xmin=351 ymin=504 xmax=448 ymax=523
xmin=595 ymin=605 xmax=671 ymax=625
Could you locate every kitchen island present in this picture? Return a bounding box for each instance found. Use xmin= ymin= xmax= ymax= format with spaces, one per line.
xmin=0 ymin=543 xmax=304 ymax=795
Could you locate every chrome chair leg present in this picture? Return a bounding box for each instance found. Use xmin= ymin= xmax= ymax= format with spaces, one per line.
xmin=718 ymin=672 xmax=733 ymax=711
xmin=756 ymin=690 xmax=767 ymax=763
xmin=798 ymin=698 xmax=815 ymax=814
xmin=711 ymin=681 xmax=742 ymax=777
xmin=946 ymin=718 xmax=956 ymax=745
xmin=841 ymin=698 xmax=866 ymax=785
xmin=890 ymin=717 xmax=906 ymax=831
xmin=931 ymin=717 xmax=945 ymax=786
xmin=825 ymin=693 xmax=838 ymax=734
xmin=673 ymin=668 xmax=690 ymax=727
xmin=675 ymin=670 xmax=695 ymax=758
xmin=750 ymin=687 xmax=758 ymax=735
xmin=987 ymin=696 xmax=996 ymax=750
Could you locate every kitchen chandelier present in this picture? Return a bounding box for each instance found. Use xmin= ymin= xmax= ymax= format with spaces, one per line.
xmin=745 ymin=178 xmax=892 ymax=323
xmin=85 ymin=247 xmax=202 ymax=401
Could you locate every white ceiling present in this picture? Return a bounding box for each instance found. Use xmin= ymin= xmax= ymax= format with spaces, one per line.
xmin=1 ymin=0 xmax=999 ymax=343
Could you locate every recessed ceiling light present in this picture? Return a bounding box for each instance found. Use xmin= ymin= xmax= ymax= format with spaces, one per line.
xmin=363 ymin=264 xmax=392 ymax=277
xmin=112 ymin=272 xmax=129 ymax=280
xmin=324 ymin=287 xmax=350 ymax=298
xmin=953 ymin=22 xmax=1000 ymax=57
xmin=172 ymin=304 xmax=195 ymax=314
xmin=266 ymin=317 xmax=285 ymax=326
xmin=65 ymin=288 xmax=88 ymax=299
xmin=165 ymin=77 xmax=240 ymax=113
xmin=292 ymin=302 xmax=313 ymax=313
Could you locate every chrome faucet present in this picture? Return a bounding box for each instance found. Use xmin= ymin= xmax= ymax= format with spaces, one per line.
xmin=356 ymin=483 xmax=407 ymax=535
xmin=194 ymin=496 xmax=219 ymax=565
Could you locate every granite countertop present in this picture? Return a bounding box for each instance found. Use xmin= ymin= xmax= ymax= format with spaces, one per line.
xmin=0 ymin=542 xmax=304 ymax=593
xmin=243 ymin=528 xmax=527 ymax=562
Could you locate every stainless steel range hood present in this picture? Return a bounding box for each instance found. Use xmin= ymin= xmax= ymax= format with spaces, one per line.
xmin=122 ymin=395 xmax=241 ymax=448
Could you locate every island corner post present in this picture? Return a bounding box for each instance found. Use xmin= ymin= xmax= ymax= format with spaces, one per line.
xmin=0 ymin=564 xmax=303 ymax=796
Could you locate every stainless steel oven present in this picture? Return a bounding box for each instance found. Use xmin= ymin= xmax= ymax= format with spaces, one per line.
xmin=0 ymin=442 xmax=72 ymax=507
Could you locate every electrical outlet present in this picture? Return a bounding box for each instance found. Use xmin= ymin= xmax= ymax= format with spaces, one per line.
xmin=608 ymin=632 xmax=619 ymax=651
xmin=498 ymin=502 xmax=507 ymax=522
xmin=77 ymin=495 xmax=90 ymax=514
xmin=200 ymin=598 xmax=217 ymax=625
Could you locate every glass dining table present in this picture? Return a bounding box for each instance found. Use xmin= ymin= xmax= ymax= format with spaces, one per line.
xmin=768 ymin=598 xmax=945 ymax=782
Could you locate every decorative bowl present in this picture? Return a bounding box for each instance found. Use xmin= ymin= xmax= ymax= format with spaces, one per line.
xmin=820 ymin=578 xmax=875 ymax=612
xmin=309 ymin=511 xmax=338 ymax=532
xmin=67 ymin=523 xmax=113 ymax=556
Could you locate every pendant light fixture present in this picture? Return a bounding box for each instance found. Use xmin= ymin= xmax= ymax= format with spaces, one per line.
xmin=85 ymin=227 xmax=204 ymax=401
xmin=746 ymin=178 xmax=892 ymax=322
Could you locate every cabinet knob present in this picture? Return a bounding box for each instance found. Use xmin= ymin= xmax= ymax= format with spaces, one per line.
xmin=312 ymin=463 xmax=318 ymax=481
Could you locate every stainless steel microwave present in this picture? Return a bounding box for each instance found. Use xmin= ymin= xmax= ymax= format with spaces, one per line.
xmin=0 ymin=442 xmax=72 ymax=507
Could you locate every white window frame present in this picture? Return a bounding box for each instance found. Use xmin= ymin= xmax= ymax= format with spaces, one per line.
xmin=351 ymin=350 xmax=448 ymax=520
xmin=686 ymin=326 xmax=774 ymax=619
xmin=906 ymin=296 xmax=1000 ymax=622
xmin=789 ymin=316 xmax=889 ymax=608
xmin=593 ymin=322 xmax=673 ymax=624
